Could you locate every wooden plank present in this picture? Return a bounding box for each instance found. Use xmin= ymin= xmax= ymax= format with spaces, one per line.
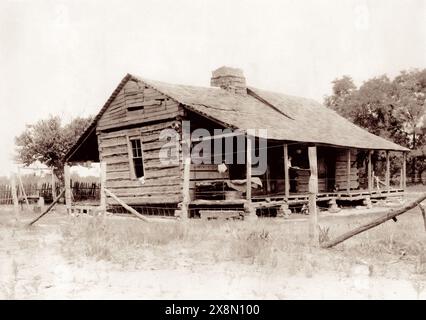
xmin=181 ymin=146 xmax=191 ymax=219
xmin=107 ymin=185 xmax=181 ymax=197
xmin=191 ymin=164 xmax=219 ymax=172
xmin=402 ymin=152 xmax=407 ymax=189
xmin=368 ymin=150 xmax=372 ymax=193
xmin=106 ymin=171 xmax=131 ymax=181
xmin=97 ymin=111 xmax=184 ymax=132
xmin=140 ymin=120 xmax=177 ymax=133
xmin=246 ymin=135 xmax=252 ymax=200
xmin=106 ymin=176 xmax=181 ymax=188
xmin=100 ymin=162 xmax=106 ymax=212
xmin=284 ymin=144 xmax=290 ymax=200
xmin=99 ymin=137 xmax=128 ymax=148
xmin=10 ymin=173 xmax=19 ymax=220
xmin=308 ymin=146 xmax=318 ymax=245
xmin=64 ymin=164 xmax=71 ymax=214
xmin=17 ymin=168 xmax=30 ymax=210
xmin=28 ymin=189 xmax=65 ymax=226
xmin=199 ymin=210 xmax=243 ymax=220
xmin=103 ymin=155 xmax=129 ymax=164
xmin=385 ymin=151 xmax=390 ymax=191
xmin=112 ymin=194 xmax=181 ymax=204
xmin=347 ymin=149 xmax=351 ymax=193
xmin=101 ymin=145 xmax=128 ymax=157
xmin=190 ymin=171 xmax=228 ymax=180
xmin=51 ymin=168 xmax=56 ymax=199
xmin=104 ymin=188 xmax=150 ymax=222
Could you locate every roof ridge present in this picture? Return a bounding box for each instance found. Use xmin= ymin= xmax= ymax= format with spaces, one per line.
xmin=246 ymin=88 xmax=295 ymax=120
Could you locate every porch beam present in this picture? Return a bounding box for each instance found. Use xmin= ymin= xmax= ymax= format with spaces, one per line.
xmin=385 ymin=151 xmax=390 ymax=191
xmin=283 ymin=144 xmax=290 ymax=200
xmin=308 ymin=146 xmax=318 ymax=245
xmin=346 ymin=149 xmax=351 ymax=193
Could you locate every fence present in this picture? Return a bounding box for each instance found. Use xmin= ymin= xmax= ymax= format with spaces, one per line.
xmin=70 ymin=181 xmax=100 ymax=202
xmin=0 ymin=185 xmax=13 ymax=205
xmin=0 ymin=181 xmax=101 ymax=205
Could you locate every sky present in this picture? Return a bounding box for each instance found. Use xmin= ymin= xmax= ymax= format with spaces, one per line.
xmin=0 ymin=0 xmax=425 ymax=176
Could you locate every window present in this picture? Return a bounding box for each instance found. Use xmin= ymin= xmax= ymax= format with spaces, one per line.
xmin=130 ymin=138 xmax=145 ymax=178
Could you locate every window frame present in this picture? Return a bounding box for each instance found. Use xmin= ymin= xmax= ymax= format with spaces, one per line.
xmin=127 ymin=134 xmax=145 ymax=180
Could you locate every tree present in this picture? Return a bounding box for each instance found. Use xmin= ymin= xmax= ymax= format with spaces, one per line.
xmin=15 ymin=115 xmax=92 ymax=181
xmin=325 ymin=69 xmax=426 ymax=183
xmin=324 ymin=75 xmax=356 ymax=118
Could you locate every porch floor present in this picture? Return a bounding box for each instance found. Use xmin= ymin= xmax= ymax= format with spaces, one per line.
xmin=251 ymin=188 xmax=404 ymax=204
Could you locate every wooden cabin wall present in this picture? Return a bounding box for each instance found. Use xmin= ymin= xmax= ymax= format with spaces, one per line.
xmin=97 ymin=79 xmax=184 ymax=131
xmin=334 ymin=149 xmax=359 ymax=191
xmin=97 ymin=79 xmax=184 ymax=205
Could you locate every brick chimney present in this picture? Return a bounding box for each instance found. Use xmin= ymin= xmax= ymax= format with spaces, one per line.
xmin=210 ymin=66 xmax=247 ymax=95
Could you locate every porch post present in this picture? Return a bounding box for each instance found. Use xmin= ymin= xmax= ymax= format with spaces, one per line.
xmin=64 ymin=164 xmax=71 ymax=214
xmin=100 ymin=161 xmax=107 ymax=213
xmin=308 ymin=146 xmax=318 ymax=245
xmin=367 ymin=150 xmax=373 ymax=193
xmin=385 ymin=151 xmax=390 ymax=191
xmin=402 ymin=152 xmax=407 ymax=190
xmin=283 ymin=144 xmax=290 ymax=200
xmin=245 ymin=133 xmax=257 ymax=220
xmin=181 ymin=133 xmax=191 ymax=220
xmin=246 ymin=134 xmax=252 ymax=201
xmin=346 ymin=149 xmax=351 ymax=193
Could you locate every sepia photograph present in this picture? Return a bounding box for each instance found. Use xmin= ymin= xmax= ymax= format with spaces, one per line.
xmin=0 ymin=0 xmax=425 ymax=305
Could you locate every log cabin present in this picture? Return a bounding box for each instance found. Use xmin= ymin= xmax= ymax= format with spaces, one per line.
xmin=64 ymin=67 xmax=409 ymax=219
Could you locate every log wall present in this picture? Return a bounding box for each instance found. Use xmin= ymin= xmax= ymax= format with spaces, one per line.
xmin=334 ymin=149 xmax=359 ymax=191
xmin=97 ymin=80 xmax=184 ymax=205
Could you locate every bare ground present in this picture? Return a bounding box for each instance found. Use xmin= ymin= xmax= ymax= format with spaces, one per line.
xmin=0 ymin=194 xmax=425 ymax=299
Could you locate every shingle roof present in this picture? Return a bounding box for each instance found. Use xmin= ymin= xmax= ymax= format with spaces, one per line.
xmin=139 ymin=76 xmax=408 ymax=151
xmin=65 ymin=73 xmax=408 ymax=161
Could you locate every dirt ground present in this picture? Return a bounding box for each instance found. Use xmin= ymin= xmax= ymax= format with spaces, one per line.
xmin=0 ymin=193 xmax=425 ymax=299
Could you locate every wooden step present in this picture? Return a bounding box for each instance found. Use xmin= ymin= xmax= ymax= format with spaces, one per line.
xmin=199 ymin=210 xmax=244 ymax=220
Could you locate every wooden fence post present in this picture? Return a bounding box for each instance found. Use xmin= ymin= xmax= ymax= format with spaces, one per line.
xmin=308 ymin=146 xmax=318 ymax=245
xmin=99 ymin=162 xmax=107 ymax=213
xmin=10 ymin=173 xmax=19 ymax=220
xmin=17 ymin=167 xmax=30 ymax=211
xmin=64 ymin=164 xmax=71 ymax=214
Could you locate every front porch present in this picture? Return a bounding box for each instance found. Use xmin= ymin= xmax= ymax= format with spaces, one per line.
xmin=186 ymin=131 xmax=408 ymax=219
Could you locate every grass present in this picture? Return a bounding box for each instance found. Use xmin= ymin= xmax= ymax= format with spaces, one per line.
xmin=58 ymin=207 xmax=426 ymax=279
xmin=0 ymin=197 xmax=425 ymax=299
